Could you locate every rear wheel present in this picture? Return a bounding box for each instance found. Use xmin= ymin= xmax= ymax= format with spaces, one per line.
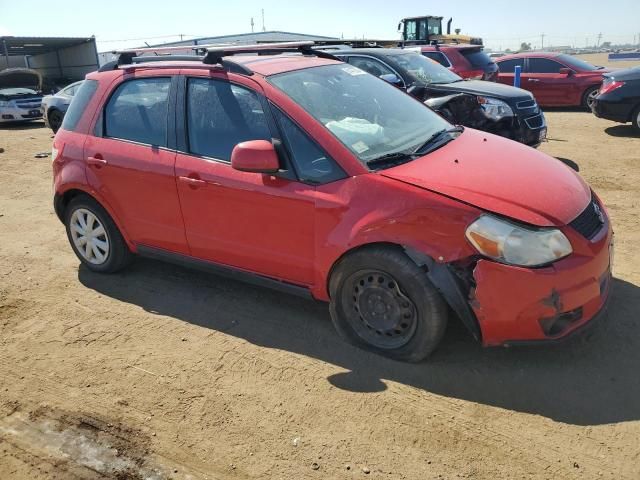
xmin=64 ymin=195 xmax=133 ymax=273
xmin=582 ymin=86 xmax=599 ymax=110
xmin=632 ymin=106 xmax=640 ymax=133
xmin=329 ymin=246 xmax=448 ymax=362
xmin=48 ymin=109 xmax=64 ymax=133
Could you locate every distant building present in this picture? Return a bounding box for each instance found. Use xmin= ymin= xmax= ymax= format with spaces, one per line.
xmin=98 ymin=30 xmax=338 ymax=65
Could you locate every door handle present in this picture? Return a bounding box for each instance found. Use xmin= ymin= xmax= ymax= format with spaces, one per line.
xmin=528 ymin=78 xmax=540 ymax=82
xmin=87 ymin=156 xmax=107 ymax=166
xmin=178 ymin=176 xmax=206 ymax=188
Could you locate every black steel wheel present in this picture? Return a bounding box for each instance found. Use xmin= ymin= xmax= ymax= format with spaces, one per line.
xmin=329 ymin=246 xmax=448 ymax=362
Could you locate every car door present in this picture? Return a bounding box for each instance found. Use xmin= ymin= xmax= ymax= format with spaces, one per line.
xmin=496 ymin=58 xmax=525 ymax=88
xmin=523 ymin=57 xmax=574 ymax=105
xmin=173 ymin=75 xmax=321 ymax=285
xmin=84 ymin=75 xmax=190 ymax=255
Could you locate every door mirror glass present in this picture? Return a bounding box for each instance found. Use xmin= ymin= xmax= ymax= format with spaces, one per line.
xmin=379 ymin=73 xmax=402 ymax=86
xmin=231 ymin=140 xmax=280 ymax=174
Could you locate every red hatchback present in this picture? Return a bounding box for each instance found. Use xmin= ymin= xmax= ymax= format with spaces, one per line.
xmin=495 ymin=52 xmax=609 ymax=107
xmin=420 ymin=44 xmax=499 ymax=81
xmin=52 ymin=43 xmax=613 ymax=362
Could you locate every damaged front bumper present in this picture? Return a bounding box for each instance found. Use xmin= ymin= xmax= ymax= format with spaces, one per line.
xmin=469 ymin=226 xmax=613 ymax=346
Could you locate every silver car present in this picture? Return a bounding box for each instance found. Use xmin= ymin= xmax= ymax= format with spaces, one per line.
xmin=41 ymin=80 xmax=83 ymax=132
xmin=0 ymin=68 xmax=43 ymax=125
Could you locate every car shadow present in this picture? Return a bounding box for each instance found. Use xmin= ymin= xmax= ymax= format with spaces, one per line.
xmin=78 ymin=258 xmax=640 ymax=426
xmin=0 ymin=121 xmax=45 ymax=130
xmin=556 ymin=157 xmax=580 ymax=171
xmin=604 ymin=124 xmax=640 ymax=138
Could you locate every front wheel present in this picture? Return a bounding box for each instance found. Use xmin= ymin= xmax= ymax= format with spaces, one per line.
xmin=329 ymin=246 xmax=448 ymax=362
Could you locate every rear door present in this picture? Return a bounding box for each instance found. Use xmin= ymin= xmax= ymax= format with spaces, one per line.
xmin=84 ymin=75 xmax=189 ymax=254
xmin=523 ymin=57 xmax=574 ymax=105
xmin=173 ymin=75 xmax=321 ymax=285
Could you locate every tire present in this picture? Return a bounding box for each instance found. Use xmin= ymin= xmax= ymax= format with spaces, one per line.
xmin=632 ymin=105 xmax=640 ymax=133
xmin=582 ymin=86 xmax=599 ymax=110
xmin=64 ymin=195 xmax=133 ymax=273
xmin=329 ymin=246 xmax=448 ymax=362
xmin=48 ymin=109 xmax=64 ymax=133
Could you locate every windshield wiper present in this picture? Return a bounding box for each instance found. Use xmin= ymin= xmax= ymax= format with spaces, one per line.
xmin=365 ymin=151 xmax=420 ymax=169
xmin=412 ymin=126 xmax=464 ymax=155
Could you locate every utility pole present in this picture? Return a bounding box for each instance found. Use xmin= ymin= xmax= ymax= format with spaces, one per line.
xmin=541 ymin=33 xmax=545 ymax=50
xmin=250 ymin=17 xmax=254 ymax=33
xmin=261 ymin=9 xmax=266 ymax=32
xmin=179 ymin=34 xmax=184 ymax=41
xmin=596 ymin=32 xmax=602 ymax=47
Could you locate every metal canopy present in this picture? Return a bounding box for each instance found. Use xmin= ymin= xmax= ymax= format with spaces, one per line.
xmin=1 ymin=36 xmax=95 ymax=56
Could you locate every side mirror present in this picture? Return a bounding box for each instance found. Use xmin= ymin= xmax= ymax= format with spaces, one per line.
xmin=559 ymin=67 xmax=574 ymax=76
xmin=231 ymin=140 xmax=280 ymax=174
xmin=380 ymin=73 xmax=403 ymax=86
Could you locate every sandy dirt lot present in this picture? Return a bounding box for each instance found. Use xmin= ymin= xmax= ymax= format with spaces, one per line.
xmin=1 ymin=102 xmax=639 ymax=478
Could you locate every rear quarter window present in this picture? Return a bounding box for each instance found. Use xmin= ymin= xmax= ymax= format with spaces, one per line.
xmin=61 ymin=79 xmax=98 ymax=132
xmin=461 ymin=49 xmax=494 ymax=68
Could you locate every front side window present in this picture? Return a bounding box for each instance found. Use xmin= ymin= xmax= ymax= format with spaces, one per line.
xmin=105 ymin=78 xmax=170 ymax=146
xmin=269 ymin=64 xmax=451 ymax=167
xmin=347 ymin=57 xmax=395 ymax=78
xmin=61 ymin=79 xmax=98 ymax=132
xmin=186 ymin=78 xmax=271 ymax=161
xmin=272 ymin=108 xmax=345 ymax=184
xmin=527 ymin=58 xmax=564 ymax=74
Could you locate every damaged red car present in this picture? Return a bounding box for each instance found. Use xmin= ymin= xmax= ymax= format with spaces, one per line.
xmin=52 ymin=43 xmax=613 ymax=362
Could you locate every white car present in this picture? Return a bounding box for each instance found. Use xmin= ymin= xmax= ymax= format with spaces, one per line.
xmin=0 ymin=68 xmax=43 ymax=125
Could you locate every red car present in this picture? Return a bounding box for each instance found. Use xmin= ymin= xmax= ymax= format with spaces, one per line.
xmin=495 ymin=52 xmax=609 ymax=107
xmin=420 ymin=44 xmax=499 ymax=81
xmin=52 ymin=43 xmax=612 ymax=362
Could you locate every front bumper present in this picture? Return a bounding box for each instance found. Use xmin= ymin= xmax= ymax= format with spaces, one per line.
xmin=470 ymin=223 xmax=613 ymax=346
xmin=591 ymin=97 xmax=634 ymax=123
xmin=0 ymin=105 xmax=42 ymax=123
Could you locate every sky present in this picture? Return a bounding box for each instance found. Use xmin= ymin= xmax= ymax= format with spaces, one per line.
xmin=1 ymin=0 xmax=639 ymax=52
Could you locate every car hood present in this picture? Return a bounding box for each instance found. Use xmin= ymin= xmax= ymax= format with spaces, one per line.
xmin=430 ymin=79 xmax=533 ymax=100
xmin=0 ymin=68 xmax=42 ymax=90
xmin=381 ymin=128 xmax=590 ymax=227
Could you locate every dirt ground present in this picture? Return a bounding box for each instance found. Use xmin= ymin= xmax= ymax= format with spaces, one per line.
xmin=1 ymin=98 xmax=640 ymax=479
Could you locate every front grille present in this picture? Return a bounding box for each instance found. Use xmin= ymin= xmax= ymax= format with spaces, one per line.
xmin=516 ymin=99 xmax=536 ymax=109
xmin=15 ymin=98 xmax=42 ymax=109
xmin=524 ymin=114 xmax=545 ymax=129
xmin=569 ymin=198 xmax=605 ymax=240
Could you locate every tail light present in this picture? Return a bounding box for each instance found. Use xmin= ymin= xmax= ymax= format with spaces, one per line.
xmin=599 ymin=79 xmax=625 ymax=95
xmin=51 ymin=142 xmax=61 ymax=162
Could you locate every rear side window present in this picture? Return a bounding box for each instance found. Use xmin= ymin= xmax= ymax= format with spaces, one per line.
xmin=186 ymin=78 xmax=271 ymax=161
xmin=422 ymin=52 xmax=451 ymax=67
xmin=272 ymin=108 xmax=345 ymax=184
xmin=461 ymin=49 xmax=493 ymax=68
xmin=527 ymin=58 xmax=563 ymax=73
xmin=105 ymin=78 xmax=170 ymax=146
xmin=61 ymin=79 xmax=98 ymax=132
xmin=496 ymin=58 xmax=525 ymax=73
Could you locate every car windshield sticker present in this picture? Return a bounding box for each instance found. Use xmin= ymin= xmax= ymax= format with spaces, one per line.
xmin=351 ymin=141 xmax=370 ymax=153
xmin=342 ymin=66 xmax=366 ymax=76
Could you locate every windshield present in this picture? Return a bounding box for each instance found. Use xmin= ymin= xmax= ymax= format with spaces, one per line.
xmin=269 ymin=64 xmax=451 ymax=166
xmin=392 ymin=52 xmax=462 ymax=84
xmin=558 ymin=54 xmax=600 ymax=71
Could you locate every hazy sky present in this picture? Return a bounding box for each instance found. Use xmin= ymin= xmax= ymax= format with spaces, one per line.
xmin=1 ymin=0 xmax=639 ymax=52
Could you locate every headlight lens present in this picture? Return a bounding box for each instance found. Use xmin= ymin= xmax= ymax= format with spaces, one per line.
xmin=477 ymin=96 xmax=513 ymax=120
xmin=466 ymin=215 xmax=572 ymax=267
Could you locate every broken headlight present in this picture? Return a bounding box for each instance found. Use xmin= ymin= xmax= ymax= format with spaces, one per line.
xmin=477 ymin=96 xmax=513 ymax=121
xmin=465 ymin=215 xmax=572 ymax=267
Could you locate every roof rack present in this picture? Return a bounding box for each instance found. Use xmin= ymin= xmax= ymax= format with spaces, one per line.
xmin=99 ymin=41 xmax=338 ymax=76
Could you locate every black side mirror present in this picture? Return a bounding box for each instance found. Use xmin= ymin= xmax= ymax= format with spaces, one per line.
xmin=379 ymin=73 xmax=402 ymax=86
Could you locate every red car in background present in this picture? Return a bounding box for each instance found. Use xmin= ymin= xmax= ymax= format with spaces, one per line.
xmin=495 ymin=52 xmax=609 ymax=107
xmin=420 ymin=44 xmax=499 ymax=81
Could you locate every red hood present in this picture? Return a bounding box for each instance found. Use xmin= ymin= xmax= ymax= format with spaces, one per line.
xmin=381 ymin=129 xmax=590 ymax=227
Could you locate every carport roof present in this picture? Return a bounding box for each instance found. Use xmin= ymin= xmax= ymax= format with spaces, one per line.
xmin=1 ymin=36 xmax=95 ymax=56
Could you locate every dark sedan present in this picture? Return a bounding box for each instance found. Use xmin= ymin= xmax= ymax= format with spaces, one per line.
xmin=591 ymin=66 xmax=640 ymax=132
xmin=330 ymin=47 xmax=547 ymax=147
